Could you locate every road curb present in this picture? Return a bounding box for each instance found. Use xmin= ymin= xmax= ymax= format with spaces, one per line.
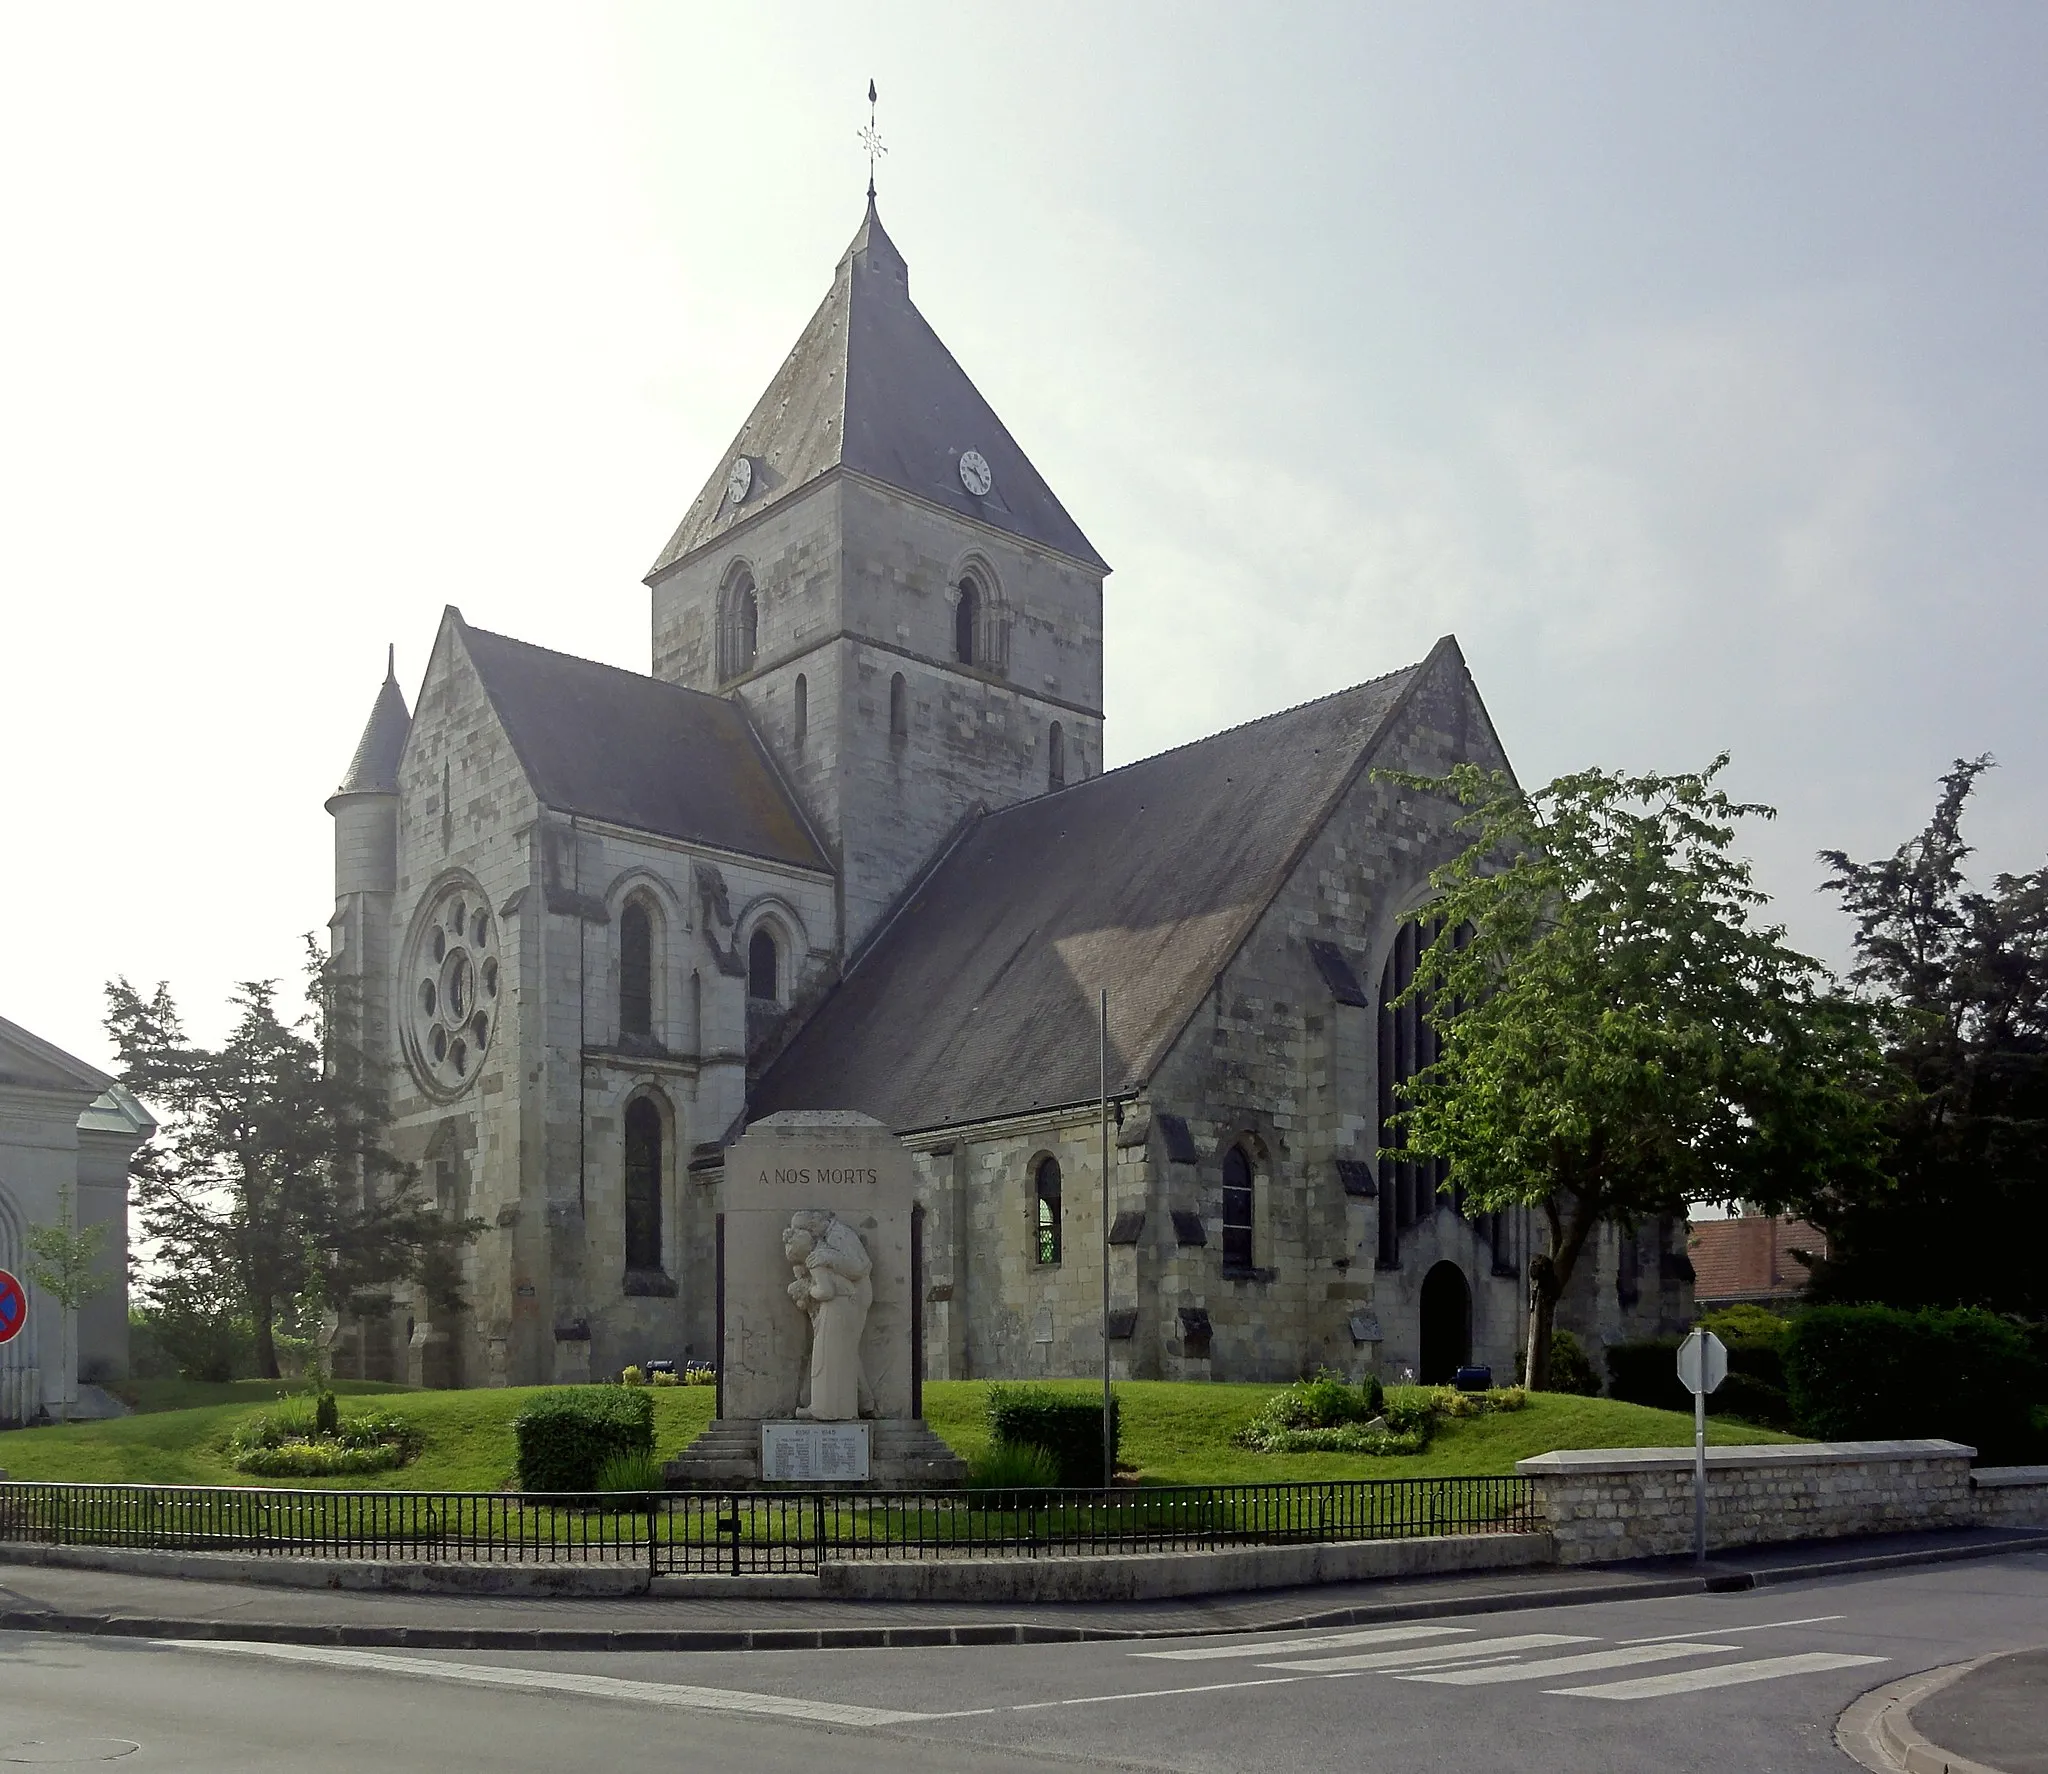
xmin=1836 ymin=1658 xmax=2007 ymax=1774
xmin=0 ymin=1529 xmax=2036 ymax=1655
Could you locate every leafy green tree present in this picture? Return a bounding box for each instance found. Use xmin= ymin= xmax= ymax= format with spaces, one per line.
xmin=1808 ymin=758 xmax=2048 ymax=1312
xmin=1378 ymin=757 xmax=1892 ymax=1388
xmin=106 ymin=947 xmax=476 ymax=1380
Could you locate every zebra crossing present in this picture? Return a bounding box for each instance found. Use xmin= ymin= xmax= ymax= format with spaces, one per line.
xmin=1132 ymin=1613 xmax=1885 ymax=1702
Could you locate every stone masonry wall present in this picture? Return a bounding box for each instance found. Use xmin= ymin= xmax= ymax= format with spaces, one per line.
xmin=1970 ymin=1467 xmax=2048 ymax=1529
xmin=369 ymin=617 xmax=837 ymax=1389
xmin=649 ymin=472 xmax=1106 ymax=953
xmin=1138 ymin=650 xmax=1524 ymax=1383
xmin=1520 ymin=1441 xmax=1977 ymax=1564
xmin=908 ymin=1110 xmax=1149 ymax=1383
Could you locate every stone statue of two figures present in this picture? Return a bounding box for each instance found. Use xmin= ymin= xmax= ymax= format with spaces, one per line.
xmin=783 ymin=1210 xmax=875 ymax=1421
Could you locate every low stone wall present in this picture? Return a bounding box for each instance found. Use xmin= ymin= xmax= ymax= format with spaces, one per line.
xmin=815 ymin=1530 xmax=1556 ymax=1603
xmin=1971 ymin=1464 xmax=2048 ymax=1530
xmin=1517 ymin=1440 xmax=1976 ymax=1564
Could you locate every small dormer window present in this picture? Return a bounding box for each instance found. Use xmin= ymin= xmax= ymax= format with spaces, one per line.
xmin=955 ymin=576 xmax=979 ymax=665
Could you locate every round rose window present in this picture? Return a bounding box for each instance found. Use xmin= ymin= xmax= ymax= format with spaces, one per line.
xmin=403 ymin=881 xmax=499 ymax=1096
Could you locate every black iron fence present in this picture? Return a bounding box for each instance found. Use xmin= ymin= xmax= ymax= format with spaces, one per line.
xmin=0 ymin=1476 xmax=1535 ymax=1576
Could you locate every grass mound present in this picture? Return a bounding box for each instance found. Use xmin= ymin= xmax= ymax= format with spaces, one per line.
xmin=0 ymin=1376 xmax=1799 ymax=1491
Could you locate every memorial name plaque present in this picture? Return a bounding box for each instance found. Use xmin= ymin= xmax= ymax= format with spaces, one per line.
xmin=761 ymin=1420 xmax=871 ymax=1483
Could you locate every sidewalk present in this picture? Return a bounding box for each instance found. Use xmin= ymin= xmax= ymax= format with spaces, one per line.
xmin=1911 ymin=1647 xmax=2047 ymax=1774
xmin=2 ymin=1526 xmax=2040 ymax=1652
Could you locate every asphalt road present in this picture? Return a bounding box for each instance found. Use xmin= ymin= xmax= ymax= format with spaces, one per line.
xmin=4 ymin=1552 xmax=2043 ymax=1772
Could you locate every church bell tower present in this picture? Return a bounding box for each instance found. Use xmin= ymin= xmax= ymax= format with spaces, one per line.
xmin=644 ymin=199 xmax=1109 ymax=952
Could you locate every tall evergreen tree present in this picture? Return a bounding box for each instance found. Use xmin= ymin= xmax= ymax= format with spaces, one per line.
xmin=1378 ymin=757 xmax=1892 ymax=1387
xmin=107 ymin=947 xmax=474 ymax=1379
xmin=1809 ymin=758 xmax=2048 ymax=1312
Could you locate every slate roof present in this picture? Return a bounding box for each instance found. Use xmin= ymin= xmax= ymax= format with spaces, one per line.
xmin=647 ymin=199 xmax=1106 ymax=578
xmin=454 ymin=615 xmax=829 ymax=873
xmin=334 ymin=650 xmax=412 ymax=796
xmin=752 ymin=650 xmax=1446 ymax=1132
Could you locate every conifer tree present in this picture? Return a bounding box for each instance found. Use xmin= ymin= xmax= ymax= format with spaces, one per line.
xmin=106 ymin=945 xmax=476 ymax=1380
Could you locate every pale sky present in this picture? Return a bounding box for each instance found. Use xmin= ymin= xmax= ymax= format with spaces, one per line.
xmin=4 ymin=3 xmax=2044 ymax=1069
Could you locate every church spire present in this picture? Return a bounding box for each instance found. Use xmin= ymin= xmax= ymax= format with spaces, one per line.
xmin=333 ymin=649 xmax=411 ymax=797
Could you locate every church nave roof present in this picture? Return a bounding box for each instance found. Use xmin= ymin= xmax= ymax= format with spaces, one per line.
xmin=751 ymin=645 xmax=1466 ymax=1133
xmin=453 ymin=614 xmax=830 ymax=873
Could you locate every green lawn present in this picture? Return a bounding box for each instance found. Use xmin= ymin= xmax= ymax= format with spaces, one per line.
xmin=0 ymin=1378 xmax=1794 ymax=1491
xmin=0 ymin=1386 xmax=716 ymax=1491
xmin=922 ymin=1380 xmax=1799 ymax=1484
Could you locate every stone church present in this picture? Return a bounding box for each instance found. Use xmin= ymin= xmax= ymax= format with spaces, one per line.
xmin=325 ymin=198 xmax=1692 ymax=1393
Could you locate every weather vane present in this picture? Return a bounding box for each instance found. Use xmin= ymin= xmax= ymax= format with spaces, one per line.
xmin=859 ymin=78 xmax=886 ymax=199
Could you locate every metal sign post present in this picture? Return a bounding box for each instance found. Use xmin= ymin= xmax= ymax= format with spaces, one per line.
xmin=1100 ymin=989 xmax=1113 ymax=1490
xmin=1676 ymin=1328 xmax=1729 ymax=1567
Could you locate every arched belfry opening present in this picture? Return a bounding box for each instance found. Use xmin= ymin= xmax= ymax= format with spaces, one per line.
xmin=1419 ymin=1261 xmax=1472 ymax=1384
xmin=954 ymin=576 xmax=979 ymax=665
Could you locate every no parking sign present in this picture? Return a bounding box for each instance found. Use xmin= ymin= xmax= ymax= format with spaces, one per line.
xmin=0 ymin=1268 xmax=26 ymax=1345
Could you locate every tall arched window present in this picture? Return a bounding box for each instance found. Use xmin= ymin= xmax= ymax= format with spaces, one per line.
xmin=736 ymin=582 xmax=758 ymax=672
xmin=721 ymin=569 xmax=759 ymax=680
xmin=623 ymin=1096 xmax=663 ymax=1273
xmin=619 ymin=899 xmax=653 ymax=1041
xmin=748 ymin=928 xmax=779 ymax=1001
xmin=1047 ymin=721 xmax=1065 ymax=790
xmin=794 ymin=672 xmax=807 ymax=743
xmin=1221 ymin=1144 xmax=1255 ymax=1272
xmin=954 ymin=577 xmax=979 ymax=665
xmin=1377 ymin=917 xmax=1472 ymax=1269
xmin=1034 ymin=1156 xmax=1062 ymax=1265
xmin=889 ymin=672 xmax=907 ymax=739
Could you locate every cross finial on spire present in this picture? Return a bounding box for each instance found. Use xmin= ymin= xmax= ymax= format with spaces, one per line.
xmin=859 ymin=78 xmax=886 ymax=200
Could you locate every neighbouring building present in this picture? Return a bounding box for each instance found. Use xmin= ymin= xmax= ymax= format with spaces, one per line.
xmin=324 ymin=196 xmax=1694 ymax=1392
xmin=0 ymin=1014 xmax=152 ymax=1424
xmin=1688 ymin=1213 xmax=1826 ymax=1312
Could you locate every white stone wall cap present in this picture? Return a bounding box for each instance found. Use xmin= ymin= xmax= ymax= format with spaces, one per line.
xmin=1969 ymin=1465 xmax=2048 ymax=1488
xmin=1516 ymin=1439 xmax=1975 ymax=1475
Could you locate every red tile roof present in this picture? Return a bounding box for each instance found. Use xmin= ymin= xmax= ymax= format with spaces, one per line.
xmin=1688 ymin=1215 xmax=1827 ymax=1304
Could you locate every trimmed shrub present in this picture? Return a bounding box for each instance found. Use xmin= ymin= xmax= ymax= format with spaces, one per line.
xmin=1544 ymin=1330 xmax=1602 ymax=1397
xmin=512 ymin=1387 xmax=656 ymax=1494
xmin=984 ymin=1385 xmax=1121 ymax=1486
xmin=1605 ymin=1338 xmax=1688 ymax=1411
xmin=1784 ymin=1304 xmax=2042 ymax=1461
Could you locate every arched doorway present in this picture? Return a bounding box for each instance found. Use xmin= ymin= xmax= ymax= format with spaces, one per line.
xmin=1419 ymin=1261 xmax=1472 ymax=1384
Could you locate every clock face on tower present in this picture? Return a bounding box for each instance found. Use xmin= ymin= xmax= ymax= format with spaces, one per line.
xmin=957 ymin=449 xmax=992 ymax=497
xmin=726 ymin=456 xmax=754 ymax=505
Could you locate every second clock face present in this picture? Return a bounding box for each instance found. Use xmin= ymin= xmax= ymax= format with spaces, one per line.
xmin=958 ymin=449 xmax=993 ymax=497
xmin=726 ymin=457 xmax=754 ymax=505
